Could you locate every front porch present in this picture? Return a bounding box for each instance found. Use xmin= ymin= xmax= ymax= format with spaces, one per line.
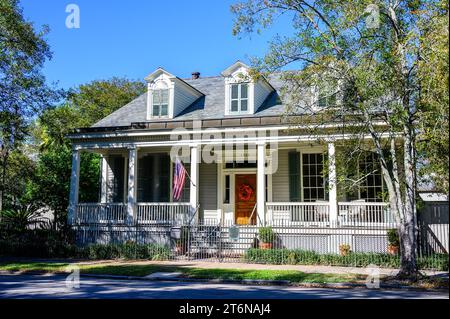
xmin=72 ymin=202 xmax=394 ymax=226
xmin=68 ymin=141 xmax=396 ymax=228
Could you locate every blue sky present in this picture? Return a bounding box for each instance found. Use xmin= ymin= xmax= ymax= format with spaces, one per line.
xmin=20 ymin=0 xmax=294 ymax=90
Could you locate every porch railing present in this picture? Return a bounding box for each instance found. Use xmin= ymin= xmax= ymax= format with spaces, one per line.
xmin=266 ymin=202 xmax=330 ymax=226
xmin=74 ymin=203 xmax=127 ymax=224
xmin=337 ymin=202 xmax=395 ymax=226
xmin=73 ymin=202 xmax=192 ymax=225
xmin=136 ymin=203 xmax=192 ymax=224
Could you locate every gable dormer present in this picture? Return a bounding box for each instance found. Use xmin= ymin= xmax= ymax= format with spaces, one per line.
xmin=145 ymin=68 xmax=203 ymax=120
xmin=222 ymin=61 xmax=274 ymax=116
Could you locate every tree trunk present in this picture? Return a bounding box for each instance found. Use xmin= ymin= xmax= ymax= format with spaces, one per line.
xmin=397 ymin=128 xmax=419 ymax=278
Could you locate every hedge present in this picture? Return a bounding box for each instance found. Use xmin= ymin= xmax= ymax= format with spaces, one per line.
xmin=81 ymin=243 xmax=171 ymax=260
xmin=0 ymin=240 xmax=171 ymax=261
xmin=243 ymin=248 xmax=449 ymax=271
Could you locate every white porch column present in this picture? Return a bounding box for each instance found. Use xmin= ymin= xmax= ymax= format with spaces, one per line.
xmin=257 ymin=142 xmax=266 ymax=226
xmin=189 ymin=144 xmax=200 ymax=219
xmin=100 ymin=155 xmax=108 ymax=203
xmin=127 ymin=147 xmax=138 ymax=223
xmin=328 ymin=142 xmax=338 ymax=226
xmin=68 ymin=149 xmax=80 ymax=225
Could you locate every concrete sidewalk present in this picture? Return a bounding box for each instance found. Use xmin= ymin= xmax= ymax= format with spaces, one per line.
xmin=75 ymin=259 xmax=448 ymax=277
xmin=1 ymin=257 xmax=447 ymax=277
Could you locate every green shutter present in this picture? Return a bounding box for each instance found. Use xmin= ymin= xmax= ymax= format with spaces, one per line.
xmin=288 ymin=151 xmax=301 ymax=202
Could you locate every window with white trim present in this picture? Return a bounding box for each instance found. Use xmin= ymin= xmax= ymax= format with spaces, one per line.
xmin=317 ymin=81 xmax=338 ymax=108
xmin=230 ymin=83 xmax=248 ymax=114
xmin=152 ymin=89 xmax=169 ymax=118
xmin=302 ymin=153 xmax=328 ymax=201
xmin=358 ymin=152 xmax=384 ymax=202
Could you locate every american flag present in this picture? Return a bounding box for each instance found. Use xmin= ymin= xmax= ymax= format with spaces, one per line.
xmin=172 ymin=159 xmax=187 ymax=201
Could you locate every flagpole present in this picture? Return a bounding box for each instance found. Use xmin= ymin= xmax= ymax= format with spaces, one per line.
xmin=176 ymin=157 xmax=197 ymax=188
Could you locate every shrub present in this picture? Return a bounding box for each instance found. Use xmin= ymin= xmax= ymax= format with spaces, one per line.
xmin=242 ymin=248 xmax=449 ymax=271
xmin=79 ymin=243 xmax=171 ymax=260
xmin=387 ymin=229 xmax=400 ymax=247
xmin=258 ymin=227 xmax=275 ymax=243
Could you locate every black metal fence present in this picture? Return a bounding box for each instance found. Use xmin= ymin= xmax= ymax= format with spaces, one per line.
xmin=72 ymin=218 xmax=449 ymax=271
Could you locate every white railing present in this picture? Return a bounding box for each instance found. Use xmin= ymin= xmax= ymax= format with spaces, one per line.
xmin=74 ymin=203 xmax=127 ymax=224
xmin=136 ymin=203 xmax=192 ymax=224
xmin=338 ymin=202 xmax=396 ymax=226
xmin=266 ymin=202 xmax=330 ymax=226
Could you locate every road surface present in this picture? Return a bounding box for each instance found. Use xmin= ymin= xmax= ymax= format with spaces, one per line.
xmin=0 ymin=274 xmax=447 ymax=299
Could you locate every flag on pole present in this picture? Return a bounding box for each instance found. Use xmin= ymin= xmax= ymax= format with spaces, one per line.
xmin=173 ymin=158 xmax=187 ymax=201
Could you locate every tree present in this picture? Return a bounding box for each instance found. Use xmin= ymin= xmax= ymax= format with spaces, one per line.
xmin=67 ymin=77 xmax=147 ymax=127
xmin=0 ymin=0 xmax=61 ymax=211
xmin=416 ymin=2 xmax=449 ymax=194
xmin=231 ymin=0 xmax=448 ymax=278
xmin=30 ymin=78 xmax=146 ymax=229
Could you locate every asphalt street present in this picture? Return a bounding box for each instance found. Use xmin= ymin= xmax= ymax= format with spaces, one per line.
xmin=0 ymin=274 xmax=447 ymax=299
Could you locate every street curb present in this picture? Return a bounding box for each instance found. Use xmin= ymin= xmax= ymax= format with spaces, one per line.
xmin=1 ymin=270 xmax=447 ymax=292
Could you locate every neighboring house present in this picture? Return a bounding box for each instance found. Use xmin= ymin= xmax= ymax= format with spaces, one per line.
xmin=67 ymin=61 xmax=399 ymax=253
xmin=417 ymin=190 xmax=449 ymax=254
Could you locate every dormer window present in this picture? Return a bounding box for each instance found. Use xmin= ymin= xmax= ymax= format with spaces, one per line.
xmin=152 ymin=89 xmax=169 ymax=118
xmin=230 ymin=83 xmax=248 ymax=113
xmin=222 ymin=61 xmax=274 ymax=116
xmin=318 ymin=85 xmax=338 ymax=108
xmin=145 ymin=68 xmax=204 ymax=120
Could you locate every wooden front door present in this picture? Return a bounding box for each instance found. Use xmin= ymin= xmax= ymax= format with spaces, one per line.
xmin=235 ymin=174 xmax=257 ymax=225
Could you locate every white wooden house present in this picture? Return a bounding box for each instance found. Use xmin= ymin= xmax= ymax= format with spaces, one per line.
xmin=67 ymin=61 xmax=395 ymax=243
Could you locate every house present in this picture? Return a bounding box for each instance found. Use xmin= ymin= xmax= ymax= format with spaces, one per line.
xmin=67 ymin=61 xmax=398 ymax=254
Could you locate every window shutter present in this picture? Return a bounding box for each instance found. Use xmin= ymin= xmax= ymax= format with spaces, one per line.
xmin=288 ymin=151 xmax=301 ymax=202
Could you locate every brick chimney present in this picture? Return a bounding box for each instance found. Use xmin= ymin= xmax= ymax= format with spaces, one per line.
xmin=191 ymin=72 xmax=200 ymax=80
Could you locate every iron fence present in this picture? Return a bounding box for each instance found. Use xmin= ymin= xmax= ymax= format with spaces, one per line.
xmin=72 ymin=218 xmax=449 ymax=271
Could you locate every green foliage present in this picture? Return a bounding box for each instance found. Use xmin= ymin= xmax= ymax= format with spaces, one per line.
xmin=1 ymin=0 xmax=62 ymax=211
xmin=67 ymin=77 xmax=146 ymax=127
xmin=258 ymin=226 xmax=275 ymax=243
xmin=243 ymin=249 xmax=449 ymax=271
xmin=0 ymin=227 xmax=78 ymax=258
xmin=81 ymin=243 xmax=171 ymax=261
xmin=27 ymin=78 xmax=145 ymax=228
xmin=387 ymin=229 xmax=400 ymax=247
xmin=231 ymin=0 xmax=449 ymax=276
xmin=416 ymin=0 xmax=449 ymax=194
xmin=0 ymin=150 xmax=35 ymax=209
xmin=0 ymin=203 xmax=44 ymax=232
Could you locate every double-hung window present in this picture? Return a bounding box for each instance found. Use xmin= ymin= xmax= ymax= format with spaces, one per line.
xmin=317 ymin=81 xmax=338 ymax=108
xmin=302 ymin=153 xmax=328 ymax=201
xmin=152 ymin=89 xmax=169 ymax=118
xmin=358 ymin=152 xmax=384 ymax=202
xmin=230 ymin=83 xmax=248 ymax=114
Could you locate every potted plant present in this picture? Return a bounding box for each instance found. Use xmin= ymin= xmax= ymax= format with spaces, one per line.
xmin=387 ymin=229 xmax=400 ymax=255
xmin=258 ymin=227 xmax=274 ymax=249
xmin=174 ymin=226 xmax=189 ymax=254
xmin=339 ymin=243 xmax=351 ymax=256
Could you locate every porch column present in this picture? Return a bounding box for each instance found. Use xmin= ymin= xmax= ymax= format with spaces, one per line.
xmin=68 ymin=149 xmax=80 ymax=225
xmin=328 ymin=142 xmax=338 ymax=226
xmin=257 ymin=142 xmax=266 ymax=226
xmin=127 ymin=147 xmax=138 ymax=223
xmin=189 ymin=144 xmax=200 ymax=219
xmin=100 ymin=155 xmax=108 ymax=203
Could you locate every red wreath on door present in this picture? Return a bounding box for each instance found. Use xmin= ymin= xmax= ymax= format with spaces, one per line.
xmin=238 ymin=184 xmax=254 ymax=201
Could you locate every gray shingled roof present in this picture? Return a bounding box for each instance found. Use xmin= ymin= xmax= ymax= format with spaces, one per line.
xmin=92 ymin=74 xmax=290 ymax=128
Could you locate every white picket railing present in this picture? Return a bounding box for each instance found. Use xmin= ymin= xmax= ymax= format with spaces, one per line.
xmin=74 ymin=202 xmax=192 ymax=224
xmin=337 ymin=202 xmax=396 ymax=226
xmin=266 ymin=202 xmax=330 ymax=226
xmin=136 ymin=203 xmax=192 ymax=224
xmin=74 ymin=203 xmax=127 ymax=224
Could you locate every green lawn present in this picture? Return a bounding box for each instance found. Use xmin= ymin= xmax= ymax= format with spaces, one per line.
xmin=0 ymin=261 xmax=364 ymax=283
xmin=2 ymin=261 xmax=446 ymax=288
